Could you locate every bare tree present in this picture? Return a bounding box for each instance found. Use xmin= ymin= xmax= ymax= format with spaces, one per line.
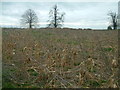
xmin=108 ymin=12 xmax=117 ymax=30
xmin=47 ymin=4 xmax=65 ymax=28
xmin=21 ymin=9 xmax=38 ymax=28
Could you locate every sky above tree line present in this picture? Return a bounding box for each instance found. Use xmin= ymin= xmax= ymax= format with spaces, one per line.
xmin=0 ymin=1 xmax=118 ymax=29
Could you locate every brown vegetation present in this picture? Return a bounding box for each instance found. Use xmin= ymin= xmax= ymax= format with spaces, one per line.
xmin=2 ymin=28 xmax=119 ymax=88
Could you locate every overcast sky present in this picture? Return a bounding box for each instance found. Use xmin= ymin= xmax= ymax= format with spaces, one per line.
xmin=0 ymin=1 xmax=118 ymax=29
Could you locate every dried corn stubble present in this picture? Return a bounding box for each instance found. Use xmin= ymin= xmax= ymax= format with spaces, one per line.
xmin=2 ymin=29 xmax=118 ymax=88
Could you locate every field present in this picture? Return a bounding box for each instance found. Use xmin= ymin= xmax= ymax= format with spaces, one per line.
xmin=2 ymin=28 xmax=119 ymax=88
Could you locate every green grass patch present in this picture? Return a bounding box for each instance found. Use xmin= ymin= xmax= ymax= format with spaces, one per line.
xmin=57 ymin=39 xmax=65 ymax=43
xmin=27 ymin=69 xmax=39 ymax=76
xmin=67 ymin=41 xmax=79 ymax=45
xmin=100 ymin=80 xmax=108 ymax=83
xmin=102 ymin=47 xmax=114 ymax=52
xmin=3 ymin=82 xmax=18 ymax=88
xmin=88 ymin=67 xmax=97 ymax=73
xmin=45 ymin=32 xmax=54 ymax=36
xmin=86 ymin=80 xmax=100 ymax=87
xmin=74 ymin=62 xmax=81 ymax=66
xmin=17 ymin=83 xmax=31 ymax=88
xmin=10 ymin=68 xmax=16 ymax=72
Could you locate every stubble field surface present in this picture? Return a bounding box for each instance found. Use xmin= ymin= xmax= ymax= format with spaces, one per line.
xmin=2 ymin=28 xmax=119 ymax=88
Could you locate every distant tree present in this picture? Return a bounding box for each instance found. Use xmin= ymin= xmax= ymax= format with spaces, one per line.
xmin=108 ymin=12 xmax=117 ymax=30
xmin=47 ymin=4 xmax=65 ymax=28
xmin=107 ymin=26 xmax=112 ymax=30
xmin=21 ymin=9 xmax=38 ymax=28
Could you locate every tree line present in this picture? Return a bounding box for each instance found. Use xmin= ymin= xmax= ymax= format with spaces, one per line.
xmin=20 ymin=4 xmax=118 ymax=30
xmin=20 ymin=4 xmax=65 ymax=29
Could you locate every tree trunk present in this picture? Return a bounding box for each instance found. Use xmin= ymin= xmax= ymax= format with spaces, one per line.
xmin=29 ymin=10 xmax=32 ymax=29
xmin=29 ymin=22 xmax=32 ymax=28
xmin=113 ymin=24 xmax=117 ymax=30
xmin=54 ymin=5 xmax=57 ymax=28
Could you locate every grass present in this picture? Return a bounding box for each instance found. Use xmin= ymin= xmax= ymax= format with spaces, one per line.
xmin=3 ymin=82 xmax=17 ymax=88
xmin=27 ymin=69 xmax=39 ymax=76
xmin=103 ymin=47 xmax=114 ymax=52
xmin=2 ymin=28 xmax=119 ymax=88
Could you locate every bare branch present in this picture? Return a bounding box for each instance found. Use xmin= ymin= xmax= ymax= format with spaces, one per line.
xmin=20 ymin=9 xmax=39 ymax=28
xmin=108 ymin=11 xmax=118 ymax=30
xmin=47 ymin=4 xmax=65 ymax=28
